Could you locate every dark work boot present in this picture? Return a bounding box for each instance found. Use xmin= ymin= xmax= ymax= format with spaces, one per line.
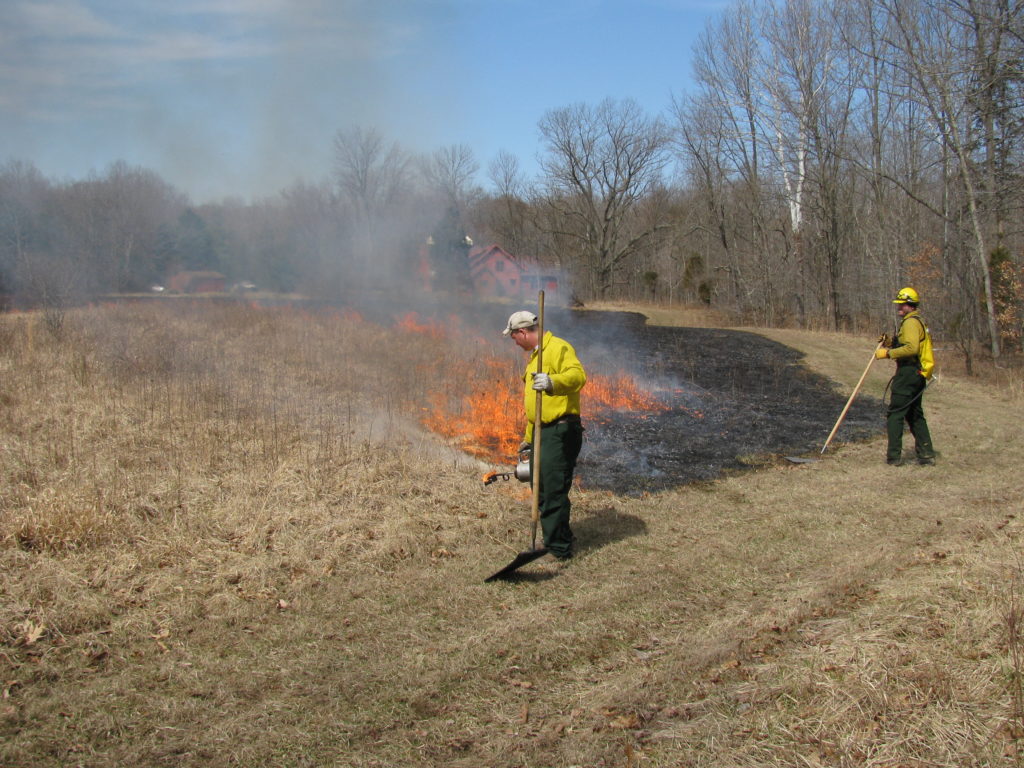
xmin=916 ymin=444 xmax=936 ymax=465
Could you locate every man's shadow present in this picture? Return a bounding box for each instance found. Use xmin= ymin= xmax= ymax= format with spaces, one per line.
xmin=573 ymin=505 xmax=647 ymax=555
xmin=483 ymin=506 xmax=647 ymax=583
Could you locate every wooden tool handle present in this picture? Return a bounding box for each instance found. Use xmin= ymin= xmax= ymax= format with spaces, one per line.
xmin=530 ymin=290 xmax=545 ymax=549
xmin=821 ymin=340 xmax=883 ymax=455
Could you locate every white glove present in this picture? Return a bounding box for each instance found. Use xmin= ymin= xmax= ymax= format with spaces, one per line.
xmin=532 ymin=372 xmax=553 ymax=392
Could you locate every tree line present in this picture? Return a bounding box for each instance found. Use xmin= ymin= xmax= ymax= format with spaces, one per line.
xmin=2 ymin=0 xmax=1021 ymax=365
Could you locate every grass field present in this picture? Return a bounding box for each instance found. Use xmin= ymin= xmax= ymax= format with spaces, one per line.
xmin=2 ymin=301 xmax=1022 ymax=767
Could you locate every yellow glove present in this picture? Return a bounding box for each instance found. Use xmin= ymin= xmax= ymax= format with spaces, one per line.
xmin=874 ymin=348 xmax=889 ymax=360
xmin=877 ymin=333 xmax=891 ymax=346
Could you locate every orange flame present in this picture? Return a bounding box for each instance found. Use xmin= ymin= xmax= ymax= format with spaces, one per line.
xmin=368 ymin=314 xmax=684 ymax=464
xmin=394 ymin=311 xmax=444 ymax=339
xmin=421 ymin=358 xmax=523 ymax=459
xmin=418 ymin=361 xmax=673 ymax=462
xmin=585 ymin=372 xmax=670 ymax=422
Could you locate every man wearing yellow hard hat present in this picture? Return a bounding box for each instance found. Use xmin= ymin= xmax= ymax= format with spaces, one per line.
xmin=874 ymin=287 xmax=936 ymax=465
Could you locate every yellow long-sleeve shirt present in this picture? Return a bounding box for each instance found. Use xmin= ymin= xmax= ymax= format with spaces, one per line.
xmin=522 ymin=331 xmax=586 ymax=443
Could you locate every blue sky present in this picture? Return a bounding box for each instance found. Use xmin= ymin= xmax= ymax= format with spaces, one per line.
xmin=2 ymin=0 xmax=725 ymax=203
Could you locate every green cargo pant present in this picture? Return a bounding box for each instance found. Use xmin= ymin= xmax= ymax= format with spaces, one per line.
xmin=537 ymin=419 xmax=583 ymax=559
xmin=887 ymin=365 xmax=935 ymax=462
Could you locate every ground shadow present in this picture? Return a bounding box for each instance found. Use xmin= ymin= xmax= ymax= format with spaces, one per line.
xmin=574 ymin=505 xmax=648 ymax=554
xmin=483 ymin=506 xmax=648 ymax=583
xmin=485 ymin=567 xmax=556 ymax=584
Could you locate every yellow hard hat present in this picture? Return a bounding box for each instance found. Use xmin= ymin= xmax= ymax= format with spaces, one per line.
xmin=893 ymin=286 xmax=920 ymax=304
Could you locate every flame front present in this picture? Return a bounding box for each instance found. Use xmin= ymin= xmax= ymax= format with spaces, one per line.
xmin=395 ymin=311 xmax=444 ymax=339
xmin=585 ymin=372 xmax=670 ymax=421
xmin=422 ymin=357 xmax=523 ymax=460
xmin=421 ymin=363 xmax=672 ymax=463
xmin=390 ymin=311 xmax=678 ymax=464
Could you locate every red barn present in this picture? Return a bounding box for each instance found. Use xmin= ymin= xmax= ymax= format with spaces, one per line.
xmin=468 ymin=245 xmax=559 ymax=301
xmin=167 ymin=271 xmax=227 ymax=294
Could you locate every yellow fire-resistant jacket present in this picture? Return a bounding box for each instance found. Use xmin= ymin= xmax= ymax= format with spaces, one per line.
xmin=889 ymin=310 xmax=935 ymax=379
xmin=522 ymin=331 xmax=586 ymax=444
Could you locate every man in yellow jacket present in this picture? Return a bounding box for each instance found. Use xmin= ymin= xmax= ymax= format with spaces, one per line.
xmin=874 ymin=287 xmax=936 ymax=465
xmin=504 ymin=310 xmax=586 ymax=561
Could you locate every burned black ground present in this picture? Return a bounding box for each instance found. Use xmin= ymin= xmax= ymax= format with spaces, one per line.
xmin=541 ymin=309 xmax=883 ymax=495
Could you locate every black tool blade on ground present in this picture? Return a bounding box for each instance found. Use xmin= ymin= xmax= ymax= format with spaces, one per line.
xmin=484 ymin=548 xmax=549 ymax=582
xmin=785 ymin=456 xmax=819 ymax=464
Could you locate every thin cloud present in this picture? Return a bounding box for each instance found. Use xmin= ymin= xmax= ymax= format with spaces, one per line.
xmin=12 ymin=0 xmax=120 ymax=39
xmin=2 ymin=0 xmax=431 ymax=116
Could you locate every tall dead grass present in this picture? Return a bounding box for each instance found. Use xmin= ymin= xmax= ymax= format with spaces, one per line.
xmin=2 ymin=301 xmax=1023 ymax=767
xmin=1 ymin=303 xmax=480 ymax=633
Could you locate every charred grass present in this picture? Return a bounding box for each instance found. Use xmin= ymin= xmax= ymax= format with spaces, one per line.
xmin=1 ymin=301 xmax=1023 ymax=767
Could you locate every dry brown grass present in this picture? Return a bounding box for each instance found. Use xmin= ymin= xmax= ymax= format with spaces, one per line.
xmin=2 ymin=301 xmax=1022 ymax=767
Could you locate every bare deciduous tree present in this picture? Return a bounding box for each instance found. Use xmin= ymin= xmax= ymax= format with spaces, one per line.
xmin=480 ymin=150 xmax=534 ymax=256
xmin=333 ymin=126 xmax=411 ymax=217
xmin=333 ymin=126 xmax=414 ymax=288
xmin=0 ymin=160 xmax=50 ymax=302
xmin=764 ymin=0 xmax=863 ymax=330
xmin=538 ymin=98 xmax=672 ymax=299
xmin=874 ymin=0 xmax=1024 ymax=356
xmin=422 ymin=144 xmax=480 ymax=209
xmin=96 ymin=161 xmax=183 ymax=291
xmin=684 ymin=0 xmax=790 ymax=323
xmin=672 ymin=93 xmax=746 ymax=310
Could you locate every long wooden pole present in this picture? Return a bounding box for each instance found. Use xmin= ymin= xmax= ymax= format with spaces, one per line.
xmin=820 ymin=340 xmax=884 ymax=455
xmin=530 ymin=290 xmax=545 ymax=550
